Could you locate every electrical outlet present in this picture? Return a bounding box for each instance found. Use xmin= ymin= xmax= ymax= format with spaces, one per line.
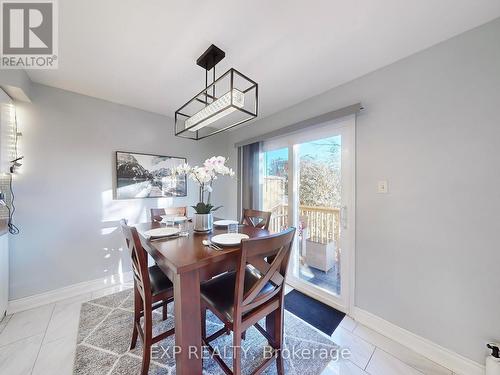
xmin=377 ymin=180 xmax=388 ymax=193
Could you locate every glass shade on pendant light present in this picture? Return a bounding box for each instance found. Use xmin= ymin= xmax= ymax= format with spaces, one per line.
xmin=186 ymin=89 xmax=244 ymax=132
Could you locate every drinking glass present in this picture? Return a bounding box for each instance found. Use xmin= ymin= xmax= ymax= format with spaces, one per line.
xmin=164 ymin=216 xmax=175 ymax=227
xmin=227 ymin=223 xmax=238 ymax=234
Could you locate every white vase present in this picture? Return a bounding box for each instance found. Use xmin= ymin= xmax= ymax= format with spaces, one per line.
xmin=193 ymin=213 xmax=213 ymax=232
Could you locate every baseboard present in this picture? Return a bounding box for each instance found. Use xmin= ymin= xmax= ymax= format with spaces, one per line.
xmin=7 ymin=271 xmax=133 ymax=314
xmin=351 ymin=307 xmax=484 ymax=375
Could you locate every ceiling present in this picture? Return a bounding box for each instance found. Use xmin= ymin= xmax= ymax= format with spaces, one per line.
xmin=28 ymin=0 xmax=500 ymax=121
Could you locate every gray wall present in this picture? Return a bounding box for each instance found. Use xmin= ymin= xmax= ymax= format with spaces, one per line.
xmin=224 ymin=18 xmax=500 ymax=364
xmin=10 ymin=83 xmax=228 ymax=299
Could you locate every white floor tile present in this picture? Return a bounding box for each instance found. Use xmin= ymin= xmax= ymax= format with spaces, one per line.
xmin=0 ymin=314 xmax=12 ymax=335
xmin=366 ymin=349 xmax=424 ymax=375
xmin=32 ymin=335 xmax=77 ymax=375
xmin=322 ymin=359 xmax=368 ymax=374
xmin=339 ymin=316 xmax=357 ymax=332
xmin=43 ymin=296 xmax=85 ymax=344
xmin=331 ymin=327 xmax=375 ymax=370
xmin=353 ymin=324 xmax=452 ymax=375
xmin=0 ymin=334 xmax=44 ymax=375
xmin=0 ymin=303 xmax=54 ymax=346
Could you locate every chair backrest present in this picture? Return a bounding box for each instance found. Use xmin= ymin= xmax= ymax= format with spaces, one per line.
xmin=119 ymin=219 xmax=151 ymax=299
xmin=233 ymin=227 xmax=296 ymax=317
xmin=150 ymin=207 xmax=187 ymax=222
xmin=240 ymin=208 xmax=272 ymax=230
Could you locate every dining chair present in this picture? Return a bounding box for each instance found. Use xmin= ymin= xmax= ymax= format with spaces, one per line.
xmin=150 ymin=206 xmax=187 ymax=222
xmin=200 ymin=227 xmax=296 ymax=375
xmin=240 ymin=208 xmax=272 ymax=230
xmin=119 ymin=219 xmax=175 ymax=375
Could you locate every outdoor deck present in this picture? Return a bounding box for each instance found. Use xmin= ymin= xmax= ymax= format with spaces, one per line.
xmin=269 ymin=203 xmax=341 ymax=296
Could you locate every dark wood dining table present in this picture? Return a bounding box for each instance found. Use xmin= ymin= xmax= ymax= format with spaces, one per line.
xmin=136 ymin=221 xmax=272 ymax=375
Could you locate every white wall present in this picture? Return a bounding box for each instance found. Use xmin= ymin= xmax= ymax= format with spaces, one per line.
xmin=0 ymin=234 xmax=7 ymax=317
xmin=224 ymin=18 xmax=500 ymax=364
xmin=9 ymin=83 xmax=229 ymax=299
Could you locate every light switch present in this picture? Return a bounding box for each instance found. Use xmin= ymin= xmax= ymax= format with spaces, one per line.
xmin=377 ymin=180 xmax=388 ymax=193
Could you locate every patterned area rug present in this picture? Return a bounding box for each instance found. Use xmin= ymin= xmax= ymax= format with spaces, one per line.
xmin=73 ymin=289 xmax=338 ymax=374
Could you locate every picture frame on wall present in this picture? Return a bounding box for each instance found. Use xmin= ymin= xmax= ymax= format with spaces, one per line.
xmin=115 ymin=151 xmax=187 ymax=199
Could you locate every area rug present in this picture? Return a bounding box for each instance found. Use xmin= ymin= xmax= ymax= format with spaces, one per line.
xmin=73 ymin=288 xmax=338 ymax=374
xmin=284 ymin=290 xmax=345 ymax=336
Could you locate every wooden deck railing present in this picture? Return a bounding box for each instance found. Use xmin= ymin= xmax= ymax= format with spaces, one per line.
xmin=269 ymin=204 xmax=340 ymax=245
xmin=269 ymin=204 xmax=289 ymax=234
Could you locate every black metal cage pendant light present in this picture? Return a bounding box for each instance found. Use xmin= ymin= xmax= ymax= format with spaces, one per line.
xmin=175 ymin=45 xmax=258 ymax=140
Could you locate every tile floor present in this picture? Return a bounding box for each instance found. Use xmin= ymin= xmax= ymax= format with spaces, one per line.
xmin=0 ymin=283 xmax=458 ymax=375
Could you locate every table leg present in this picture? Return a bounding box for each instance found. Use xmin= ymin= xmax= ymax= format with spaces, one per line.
xmin=174 ymin=270 xmax=202 ymax=374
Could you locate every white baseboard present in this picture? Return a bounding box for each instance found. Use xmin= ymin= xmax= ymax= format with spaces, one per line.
xmin=7 ymin=271 xmax=133 ymax=314
xmin=351 ymin=307 xmax=484 ymax=375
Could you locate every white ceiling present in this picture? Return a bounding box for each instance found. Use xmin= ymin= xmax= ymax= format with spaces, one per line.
xmin=28 ymin=0 xmax=500 ymax=120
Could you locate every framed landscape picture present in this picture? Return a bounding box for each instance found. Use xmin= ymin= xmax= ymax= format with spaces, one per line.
xmin=115 ymin=151 xmax=187 ymax=199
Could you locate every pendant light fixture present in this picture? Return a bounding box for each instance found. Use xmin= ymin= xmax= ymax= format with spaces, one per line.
xmin=175 ymin=45 xmax=258 ymax=140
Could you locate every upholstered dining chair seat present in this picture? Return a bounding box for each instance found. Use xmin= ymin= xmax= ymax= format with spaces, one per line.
xmin=148 ymin=265 xmax=174 ymax=296
xmin=201 ymin=268 xmax=276 ymax=322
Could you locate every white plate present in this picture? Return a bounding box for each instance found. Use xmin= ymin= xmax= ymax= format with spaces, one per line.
xmin=210 ymin=233 xmax=249 ymax=246
xmin=143 ymin=227 xmax=180 ymax=238
xmin=161 ymin=216 xmax=188 ymax=223
xmin=213 ymin=219 xmax=239 ymax=227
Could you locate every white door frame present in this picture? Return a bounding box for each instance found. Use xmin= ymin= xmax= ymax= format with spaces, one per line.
xmin=262 ymin=115 xmax=356 ymax=314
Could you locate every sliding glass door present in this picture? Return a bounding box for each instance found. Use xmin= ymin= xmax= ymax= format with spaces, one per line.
xmin=262 ymin=147 xmax=289 ymax=231
xmin=261 ymin=116 xmax=355 ymax=311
